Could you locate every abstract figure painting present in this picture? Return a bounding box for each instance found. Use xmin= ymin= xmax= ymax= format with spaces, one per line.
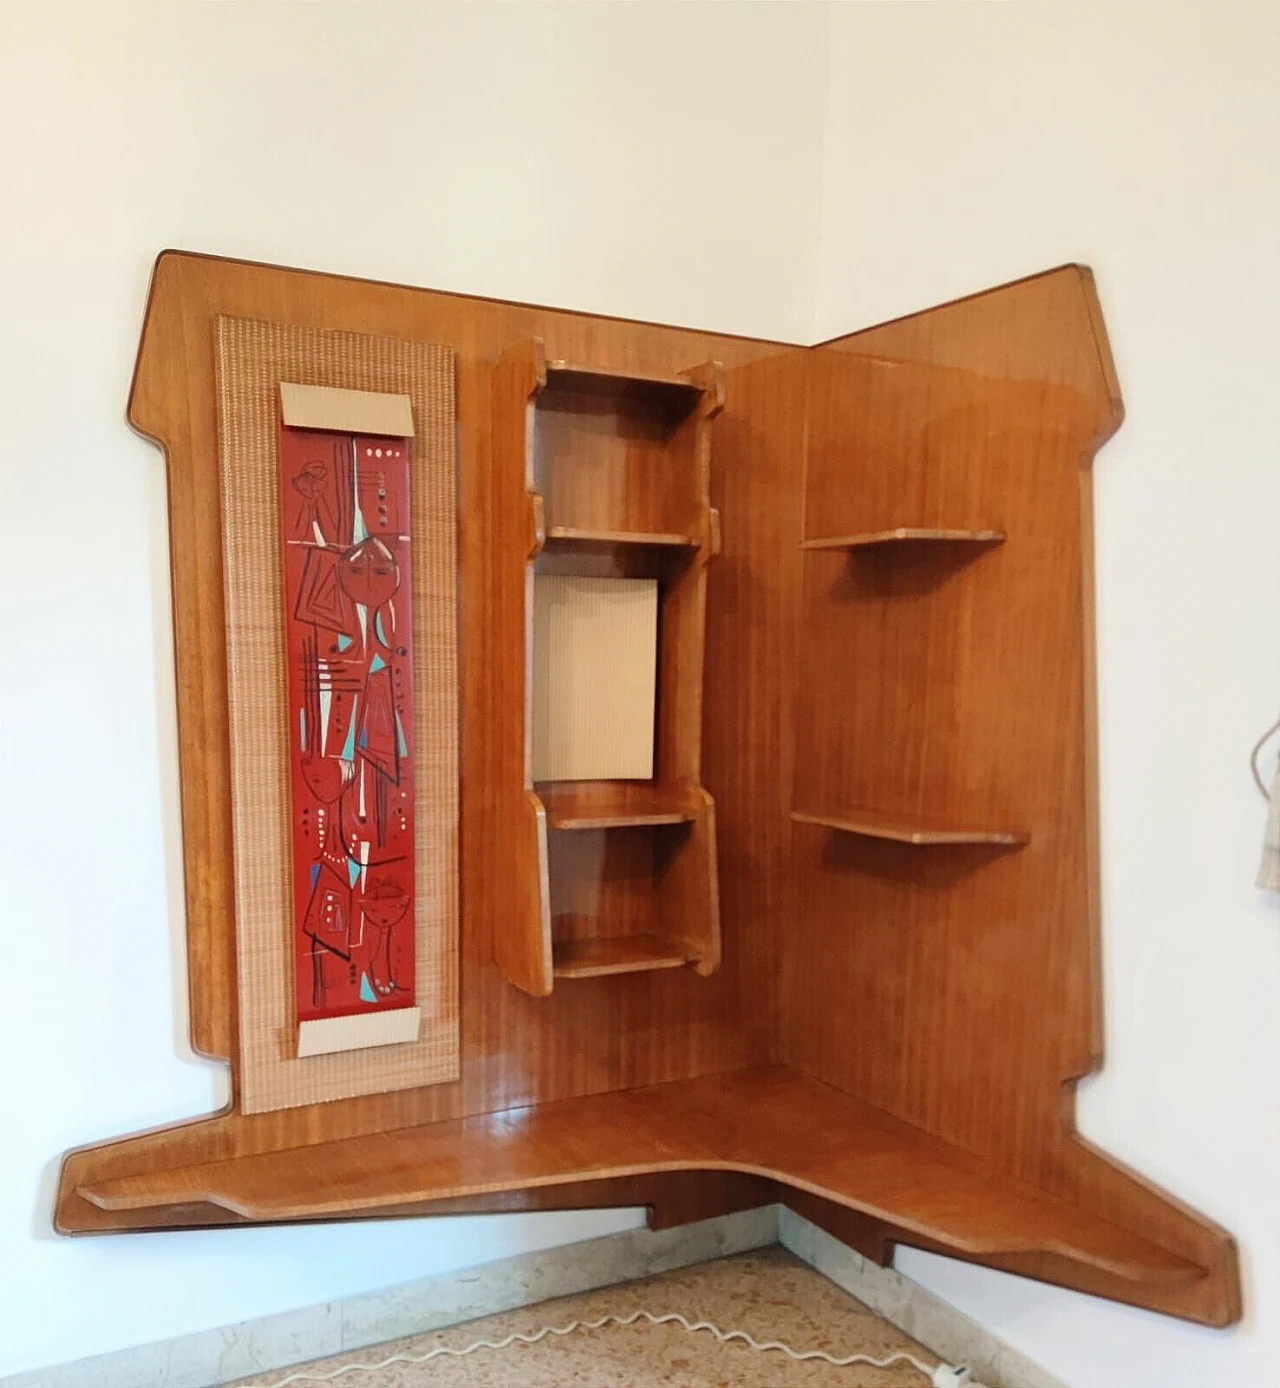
xmin=279 ymin=419 xmax=420 ymax=1057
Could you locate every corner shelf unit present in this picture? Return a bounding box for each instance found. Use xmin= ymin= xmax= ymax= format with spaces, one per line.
xmin=795 ymin=521 xmax=1020 ymax=853
xmin=62 ymin=255 xmax=1241 ymax=1334
xmin=490 ymin=339 xmax=724 ymax=996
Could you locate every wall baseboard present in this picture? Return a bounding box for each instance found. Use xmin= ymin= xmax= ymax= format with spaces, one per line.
xmin=4 ymin=1204 xmax=1065 ymax=1388
xmin=779 ymin=1208 xmax=1071 ymax=1388
xmin=1 ymin=1209 xmax=776 ymax=1388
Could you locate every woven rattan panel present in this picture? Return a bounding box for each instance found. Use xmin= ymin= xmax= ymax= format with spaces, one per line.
xmin=216 ymin=316 xmax=459 ymax=1113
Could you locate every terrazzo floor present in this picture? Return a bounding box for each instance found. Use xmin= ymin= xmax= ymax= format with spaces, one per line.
xmin=230 ymin=1247 xmax=941 ymax=1388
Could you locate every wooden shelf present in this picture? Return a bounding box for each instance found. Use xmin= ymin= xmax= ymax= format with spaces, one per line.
xmin=73 ymin=1067 xmax=1207 ymax=1299
xmin=539 ymin=782 xmax=700 ymax=830
xmin=59 ymin=256 xmax=1241 ymax=1334
xmin=801 ymin=527 xmax=1005 ymax=551
xmin=544 ymin=526 xmax=698 ymax=548
xmin=491 ymin=340 xmax=724 ymax=996
xmin=792 ymin=809 xmax=1029 ymax=847
xmin=546 ymin=359 xmax=706 ymax=405
xmin=553 ymin=934 xmax=696 ymax=979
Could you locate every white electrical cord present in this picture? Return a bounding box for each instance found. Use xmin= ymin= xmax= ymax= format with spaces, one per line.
xmin=248 ymin=1308 xmax=980 ymax=1387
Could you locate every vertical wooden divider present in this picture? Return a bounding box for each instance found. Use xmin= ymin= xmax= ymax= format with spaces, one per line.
xmin=489 ymin=340 xmax=554 ymax=996
xmin=489 ymin=340 xmax=724 ymax=992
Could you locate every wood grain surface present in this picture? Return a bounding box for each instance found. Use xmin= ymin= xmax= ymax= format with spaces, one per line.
xmin=55 ymin=255 xmax=1239 ymax=1329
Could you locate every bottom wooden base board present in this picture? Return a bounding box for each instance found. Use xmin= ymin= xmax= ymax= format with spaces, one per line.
xmin=0 ymin=1206 xmax=1068 ymax=1388
xmin=62 ymin=1066 xmax=1231 ymax=1327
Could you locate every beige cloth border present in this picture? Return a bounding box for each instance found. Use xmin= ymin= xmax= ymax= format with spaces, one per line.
xmin=279 ymin=381 xmax=415 ymax=437
xmin=296 ymin=1007 xmax=422 ymax=1059
xmin=216 ymin=316 xmax=459 ymax=1114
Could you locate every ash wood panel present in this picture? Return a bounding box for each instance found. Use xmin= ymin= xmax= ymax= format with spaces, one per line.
xmin=489 ymin=342 xmax=553 ymax=995
xmin=785 ymin=267 xmax=1238 ymax=1322
xmin=801 ymin=528 xmax=1004 ymax=550
xmin=546 ymin=360 xmax=707 ymax=396
xmin=540 ymin=781 xmax=701 ymax=829
xmin=128 ymin=267 xmax=238 ymax=1062
xmin=788 ymin=269 xmax=1117 ymax=1167
xmin=553 ymin=934 xmax=696 ymax=979
xmin=60 ymin=254 xmax=1239 ymax=1329
xmin=544 ymin=526 xmax=697 ymax=547
xmin=533 ymin=373 xmax=703 ymax=538
xmin=111 ymin=246 xmax=789 ymax=1126
xmin=74 ymin=1069 xmax=1212 ymax=1311
xmin=55 ymin=1171 xmax=778 ymax=1236
xmin=791 ymin=810 xmax=1028 ymax=846
xmin=493 ymin=343 xmax=723 ymax=993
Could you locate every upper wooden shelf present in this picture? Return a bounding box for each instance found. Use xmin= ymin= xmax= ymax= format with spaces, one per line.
xmin=544 ymin=526 xmax=699 ymax=549
xmin=792 ymin=809 xmax=1029 ymax=847
xmin=539 ymin=782 xmax=701 ymax=830
xmin=545 ymin=358 xmax=707 ymax=407
xmin=73 ymin=1067 xmax=1206 ymax=1299
xmin=801 ymin=527 xmax=1006 ymax=551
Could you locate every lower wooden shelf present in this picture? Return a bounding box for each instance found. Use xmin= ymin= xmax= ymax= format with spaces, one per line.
xmin=68 ymin=1067 xmax=1215 ymax=1316
xmin=553 ymin=933 xmax=697 ymax=979
xmin=540 ymin=781 xmax=702 ymax=830
xmin=792 ymin=809 xmax=1029 ymax=847
xmin=543 ymin=526 xmax=698 ymax=549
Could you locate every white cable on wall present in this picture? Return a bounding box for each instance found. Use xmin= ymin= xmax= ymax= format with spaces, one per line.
xmin=249 ymin=1308 xmax=982 ymax=1387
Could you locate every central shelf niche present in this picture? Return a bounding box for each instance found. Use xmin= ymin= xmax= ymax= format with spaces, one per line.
xmin=490 ymin=341 xmax=723 ymax=996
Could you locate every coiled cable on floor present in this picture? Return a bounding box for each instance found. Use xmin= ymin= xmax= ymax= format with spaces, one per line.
xmin=250 ymin=1308 xmax=980 ymax=1387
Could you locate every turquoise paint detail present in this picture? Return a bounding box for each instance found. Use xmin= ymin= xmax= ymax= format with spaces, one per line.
xmin=375 ymin=610 xmax=389 ymax=647
xmin=310 ymin=864 xmax=321 ymax=889
xmin=337 ymin=634 xmax=353 ymax=652
xmin=341 ymin=696 xmax=359 ymax=760
xmin=348 ymin=858 xmax=360 ymax=887
xmin=370 ymin=653 xmax=386 ymax=673
xmin=395 ymin=710 xmax=408 ymax=758
xmin=359 ymin=974 xmax=377 ymax=1003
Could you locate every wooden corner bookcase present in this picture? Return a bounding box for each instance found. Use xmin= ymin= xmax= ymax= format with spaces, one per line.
xmin=55 ymin=252 xmax=1241 ymax=1333
xmin=489 ymin=339 xmax=723 ymax=995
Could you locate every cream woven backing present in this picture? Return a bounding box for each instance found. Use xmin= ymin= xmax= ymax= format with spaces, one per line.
xmin=215 ymin=315 xmax=459 ymax=1114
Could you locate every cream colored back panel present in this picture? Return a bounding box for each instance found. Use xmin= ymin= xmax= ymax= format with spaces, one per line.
xmin=532 ymin=575 xmax=658 ymax=782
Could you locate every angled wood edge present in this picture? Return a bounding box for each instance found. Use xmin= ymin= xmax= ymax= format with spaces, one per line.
xmin=58 ymin=1068 xmax=1235 ymax=1326
xmin=680 ymin=359 xmax=727 ymax=416
xmin=56 ymin=1169 xmax=780 ymax=1238
xmin=1076 ymin=264 xmax=1125 ymax=441
xmin=800 ymin=528 xmax=1006 ymax=551
xmin=126 ymin=253 xmax=238 ymax=1064
xmin=137 ymin=248 xmax=804 ymax=359
xmin=93 ymin=252 xmax=1239 ymax=1338
xmin=1053 ymin=1091 xmax=1243 ymax=1326
xmin=816 ymin=263 xmax=1123 ymax=448
xmin=683 ymin=788 xmax=721 ymax=976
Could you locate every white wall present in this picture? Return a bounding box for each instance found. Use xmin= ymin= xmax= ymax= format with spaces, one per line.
xmin=816 ymin=3 xmax=1280 ymax=1387
xmin=0 ymin=2 xmax=826 ymax=1376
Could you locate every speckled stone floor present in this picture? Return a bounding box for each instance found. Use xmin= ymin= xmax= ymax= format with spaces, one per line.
xmin=232 ymin=1247 xmax=940 ymax=1388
